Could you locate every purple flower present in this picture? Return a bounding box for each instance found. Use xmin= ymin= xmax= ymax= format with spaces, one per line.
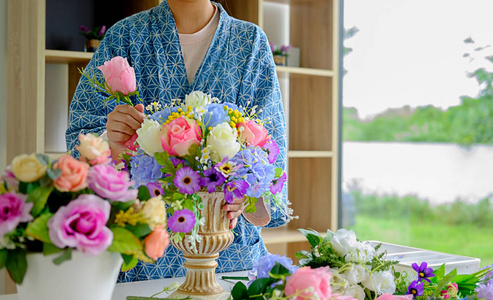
xmin=87 ymin=164 xmax=138 ymax=202
xmin=98 ymin=25 xmax=106 ymax=37
xmin=168 ymin=209 xmax=196 ymax=233
xmin=130 ymin=151 xmax=163 ymax=188
xmin=412 ymin=262 xmax=435 ymax=283
xmin=407 ymin=280 xmax=424 ymax=298
xmin=224 ymin=180 xmax=249 ymax=204
xmin=47 ymin=194 xmax=113 ymax=255
xmin=147 ymin=181 xmax=164 ymax=197
xmin=0 ymin=192 xmax=33 ymax=236
xmin=270 ymin=172 xmax=287 ymax=195
xmin=173 ymin=167 xmax=201 ymax=195
xmin=1 ymin=168 xmax=19 ymax=191
xmin=477 ymin=282 xmax=493 ymax=300
xmin=248 ymin=254 xmax=298 ymax=280
xmin=200 ymin=168 xmax=226 ymax=193
xmin=263 ymin=140 xmax=280 ymax=164
xmin=79 ymin=25 xmax=91 ymax=34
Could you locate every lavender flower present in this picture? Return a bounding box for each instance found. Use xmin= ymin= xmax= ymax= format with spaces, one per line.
xmin=174 ymin=167 xmax=201 ymax=195
xmin=407 ymin=280 xmax=424 ymax=298
xmin=412 ymin=262 xmax=435 ymax=283
xmin=200 ymin=168 xmax=226 ymax=193
xmin=248 ymin=254 xmax=298 ymax=280
xmin=477 ymin=282 xmax=493 ymax=299
xmin=147 ymin=181 xmax=164 ymax=197
xmin=224 ymin=180 xmax=249 ymax=204
xmin=168 ymin=209 xmax=196 ymax=233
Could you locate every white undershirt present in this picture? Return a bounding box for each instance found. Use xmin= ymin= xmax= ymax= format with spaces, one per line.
xmin=178 ymin=5 xmax=220 ymax=84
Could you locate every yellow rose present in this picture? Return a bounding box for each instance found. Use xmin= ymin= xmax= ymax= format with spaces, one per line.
xmin=10 ymin=154 xmax=47 ymax=183
xmin=141 ymin=196 xmax=166 ymax=230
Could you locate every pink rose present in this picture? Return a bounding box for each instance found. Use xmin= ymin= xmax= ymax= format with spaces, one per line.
xmin=1 ymin=168 xmax=19 ymax=191
xmin=97 ymin=56 xmax=136 ymax=95
xmin=376 ymin=294 xmax=413 ymax=300
xmin=144 ymin=225 xmax=169 ymax=261
xmin=0 ymin=192 xmax=33 ymax=236
xmin=161 ymin=117 xmax=202 ymax=157
xmin=285 ymin=266 xmax=333 ymax=300
xmin=47 ymin=194 xmax=113 ymax=255
xmin=53 ymin=155 xmax=89 ymax=192
xmin=87 ymin=164 xmax=138 ymax=202
xmin=76 ymin=133 xmax=111 ymax=165
xmin=236 ymin=120 xmax=270 ymax=147
xmin=441 ymin=282 xmax=459 ymax=299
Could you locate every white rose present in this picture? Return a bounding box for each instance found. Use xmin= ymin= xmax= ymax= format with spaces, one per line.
xmin=362 ymin=270 xmax=396 ymax=295
xmin=206 ymin=122 xmax=240 ymax=162
xmin=76 ymin=133 xmax=110 ymax=162
xmin=136 ymin=118 xmax=163 ymax=156
xmin=343 ymin=264 xmax=369 ymax=285
xmin=346 ymin=241 xmax=376 ymax=263
xmin=346 ymin=284 xmax=366 ymax=300
xmin=182 ymin=91 xmax=211 ymax=110
xmin=330 ymin=228 xmax=358 ymax=257
xmin=141 ymin=196 xmax=166 ymax=230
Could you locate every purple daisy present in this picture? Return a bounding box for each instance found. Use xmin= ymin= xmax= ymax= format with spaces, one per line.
xmin=263 ymin=140 xmax=280 ymax=164
xmin=168 ymin=209 xmax=196 ymax=233
xmin=407 ymin=280 xmax=424 ymax=298
xmin=270 ymin=173 xmax=287 ymax=195
xmin=412 ymin=262 xmax=435 ymax=283
xmin=200 ymin=168 xmax=226 ymax=193
xmin=224 ymin=180 xmax=249 ymax=204
xmin=173 ymin=167 xmax=201 ymax=195
xmin=146 ymin=181 xmax=164 ymax=197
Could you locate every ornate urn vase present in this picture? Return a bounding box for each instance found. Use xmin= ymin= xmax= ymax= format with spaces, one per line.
xmin=171 ymin=191 xmax=234 ymax=297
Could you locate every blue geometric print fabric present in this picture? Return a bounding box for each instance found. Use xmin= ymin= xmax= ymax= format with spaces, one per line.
xmin=66 ymin=1 xmax=288 ymax=281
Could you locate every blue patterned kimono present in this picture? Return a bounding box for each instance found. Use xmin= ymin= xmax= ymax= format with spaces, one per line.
xmin=66 ymin=1 xmax=288 ymax=281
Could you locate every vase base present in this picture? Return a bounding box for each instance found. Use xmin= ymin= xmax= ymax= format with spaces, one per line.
xmin=169 ymin=290 xmax=230 ymax=300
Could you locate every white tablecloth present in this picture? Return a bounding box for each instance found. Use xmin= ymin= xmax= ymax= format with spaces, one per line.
xmin=0 ymin=271 xmax=247 ymax=300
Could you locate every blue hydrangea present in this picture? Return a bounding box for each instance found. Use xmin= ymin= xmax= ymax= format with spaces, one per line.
xmin=149 ymin=106 xmax=179 ymax=123
xmin=130 ymin=151 xmax=163 ymax=188
xmin=248 ymin=254 xmax=297 ymax=280
xmin=203 ymin=103 xmax=229 ymax=128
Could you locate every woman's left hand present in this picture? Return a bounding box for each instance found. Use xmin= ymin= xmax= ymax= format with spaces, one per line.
xmin=223 ymin=197 xmax=247 ymax=229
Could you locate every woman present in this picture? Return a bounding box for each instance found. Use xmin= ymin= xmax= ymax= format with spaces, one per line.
xmin=66 ymin=0 xmax=289 ymax=281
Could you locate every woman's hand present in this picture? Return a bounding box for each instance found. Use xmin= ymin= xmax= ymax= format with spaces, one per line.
xmin=223 ymin=197 xmax=247 ymax=229
xmin=106 ymin=103 xmax=145 ymax=158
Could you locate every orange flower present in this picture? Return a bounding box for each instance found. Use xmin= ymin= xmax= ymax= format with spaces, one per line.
xmin=144 ymin=225 xmax=169 ymax=261
xmin=53 ymin=155 xmax=88 ymax=192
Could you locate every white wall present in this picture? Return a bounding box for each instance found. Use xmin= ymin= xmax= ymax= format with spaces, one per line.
xmin=0 ymin=0 xmax=7 ymax=294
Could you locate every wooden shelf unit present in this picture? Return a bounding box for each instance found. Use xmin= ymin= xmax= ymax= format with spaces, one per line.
xmin=7 ymin=0 xmax=340 ymax=257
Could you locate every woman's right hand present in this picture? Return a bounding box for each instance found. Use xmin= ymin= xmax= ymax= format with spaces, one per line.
xmin=106 ymin=103 xmax=145 ymax=158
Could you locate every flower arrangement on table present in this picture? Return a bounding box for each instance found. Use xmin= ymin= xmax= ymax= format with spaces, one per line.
xmin=81 ymin=56 xmax=289 ymax=253
xmin=269 ymin=42 xmax=292 ymax=66
xmin=0 ymin=133 xmax=169 ymax=284
xmin=79 ymin=24 xmax=107 ymax=40
xmin=230 ymin=228 xmax=493 ymax=300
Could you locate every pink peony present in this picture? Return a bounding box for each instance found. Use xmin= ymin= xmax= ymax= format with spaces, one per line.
xmin=161 ymin=117 xmax=202 ymax=157
xmin=237 ymin=120 xmax=270 ymax=147
xmin=376 ymin=294 xmax=413 ymax=300
xmin=0 ymin=192 xmax=33 ymax=236
xmin=86 ymin=164 xmax=137 ymax=202
xmin=144 ymin=225 xmax=169 ymax=261
xmin=285 ymin=266 xmax=333 ymax=300
xmin=53 ymin=155 xmax=89 ymax=192
xmin=47 ymin=194 xmax=113 ymax=255
xmin=1 ymin=168 xmax=19 ymax=191
xmin=97 ymin=56 xmax=136 ymax=95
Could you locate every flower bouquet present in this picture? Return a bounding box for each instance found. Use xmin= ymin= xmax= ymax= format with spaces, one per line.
xmin=231 ymin=228 xmax=493 ymax=300
xmin=0 ymin=134 xmax=169 ymax=299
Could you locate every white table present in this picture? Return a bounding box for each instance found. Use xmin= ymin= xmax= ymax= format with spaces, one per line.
xmin=0 ymin=271 xmax=247 ymax=300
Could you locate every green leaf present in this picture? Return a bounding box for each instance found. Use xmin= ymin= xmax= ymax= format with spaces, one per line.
xmin=53 ymin=248 xmax=73 ymax=265
xmin=107 ymin=227 xmax=142 ymax=254
xmin=244 ymin=197 xmax=258 ymax=213
xmin=269 ymin=261 xmax=291 ymax=276
xmin=231 ymin=282 xmax=249 ymax=300
xmin=432 ymin=268 xmax=457 ymax=298
xmin=173 ymin=193 xmax=185 ymax=200
xmin=121 ymin=254 xmax=139 ymax=272
xmin=138 ymin=185 xmax=151 ymax=201
xmin=27 ymin=185 xmax=54 ymax=216
xmin=298 ymin=228 xmax=323 ymax=247
xmin=0 ymin=249 xmax=7 ymax=269
xmin=46 ymin=168 xmax=62 ymax=180
xmin=6 ymin=248 xmax=27 ymax=284
xmin=248 ymin=277 xmax=277 ymax=298
xmin=43 ymin=242 xmax=63 ymax=255
xmin=36 ymin=153 xmax=51 ymax=166
xmin=274 ymin=168 xmax=283 ymax=178
xmin=125 ymin=223 xmax=152 ymax=238
xmin=25 ymin=213 xmax=53 ymax=243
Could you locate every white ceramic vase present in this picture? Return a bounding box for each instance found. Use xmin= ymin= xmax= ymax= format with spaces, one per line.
xmin=171 ymin=191 xmax=234 ymax=298
xmin=16 ymin=250 xmax=123 ymax=300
